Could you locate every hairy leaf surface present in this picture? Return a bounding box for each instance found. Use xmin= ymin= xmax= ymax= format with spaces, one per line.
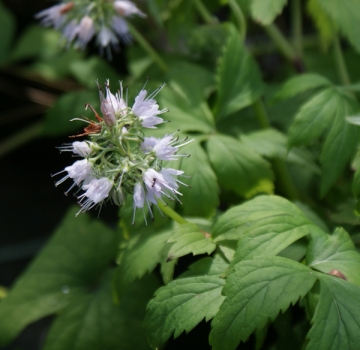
xmin=145 ymin=256 xmax=228 ymax=349
xmin=178 ymin=140 xmax=219 ymax=217
xmin=114 ymin=226 xmax=173 ymax=299
xmin=0 ymin=208 xmax=117 ymax=346
xmin=207 ymin=134 xmax=274 ymax=198
xmin=167 ymin=223 xmax=216 ymax=261
xmin=214 ymin=24 xmax=263 ymax=120
xmin=307 ymin=227 xmax=360 ymax=286
xmin=306 ymin=275 xmax=360 ymax=350
xmin=210 ymin=256 xmax=317 ymax=350
xmin=43 ymin=272 xmax=157 ymax=350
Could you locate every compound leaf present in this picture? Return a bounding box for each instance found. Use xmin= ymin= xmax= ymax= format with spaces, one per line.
xmin=210 ymin=256 xmax=317 ymax=350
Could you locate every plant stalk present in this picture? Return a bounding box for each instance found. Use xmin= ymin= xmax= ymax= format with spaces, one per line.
xmin=291 ymin=0 xmax=303 ymax=58
xmin=333 ymin=34 xmax=351 ymax=86
xmin=127 ymin=23 xmax=169 ymax=73
xmin=193 ymin=0 xmax=218 ymax=25
xmin=157 ymin=200 xmax=188 ymax=225
xmin=264 ymin=24 xmax=304 ymax=72
xmin=228 ymin=0 xmax=246 ymax=41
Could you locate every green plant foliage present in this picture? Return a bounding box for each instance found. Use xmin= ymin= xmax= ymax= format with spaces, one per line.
xmin=69 ymin=57 xmax=121 ymax=88
xmin=306 ymin=227 xmax=360 ymax=286
xmin=240 ymin=129 xmax=320 ymax=174
xmin=250 ymin=0 xmax=288 ymax=25
xmin=43 ymin=90 xmax=99 ymax=136
xmin=114 ymin=226 xmax=173 ymax=299
xmin=209 ymin=256 xmax=317 ymax=350
xmin=306 ymin=275 xmax=360 ymax=350
xmin=307 ymin=0 xmax=336 ymax=50
xmin=167 ymin=223 xmax=216 ymax=261
xmin=43 ymin=272 xmax=157 ymax=350
xmin=0 ymin=207 xmax=118 ymax=346
xmin=207 ymin=134 xmax=274 ymax=198
xmin=177 ymin=140 xmax=219 ymax=217
xmin=214 ymin=195 xmax=325 ymax=264
xmin=145 ymin=255 xmax=228 ymax=349
xmin=6 ymin=1 xmax=360 ymax=349
xmin=275 ymin=73 xmax=332 ymax=100
xmin=287 ymin=87 xmax=360 ymax=195
xmin=315 ymin=0 xmax=360 ymax=53
xmin=0 ymin=1 xmax=15 ymax=64
xmin=214 ymin=24 xmax=263 ymax=121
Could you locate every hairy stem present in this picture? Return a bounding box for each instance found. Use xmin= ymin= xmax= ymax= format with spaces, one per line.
xmin=127 ymin=23 xmax=169 ymax=73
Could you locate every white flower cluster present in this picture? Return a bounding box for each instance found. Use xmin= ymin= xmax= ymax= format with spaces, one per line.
xmin=53 ymin=81 xmax=192 ymax=222
xmin=36 ymin=0 xmax=145 ymax=52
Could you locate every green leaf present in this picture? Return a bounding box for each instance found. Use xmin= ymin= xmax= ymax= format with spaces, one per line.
xmin=307 ymin=0 xmax=336 ymax=50
xmin=207 ymin=134 xmax=274 ymax=198
xmin=43 ymin=90 xmax=99 ymax=136
xmin=353 ymin=167 xmax=360 ymax=198
xmin=251 ymin=0 xmax=288 ymax=25
xmin=320 ymin=92 xmax=360 ymax=195
xmin=167 ymin=223 xmax=216 ymax=261
xmin=157 ymin=86 xmax=214 ymax=134
xmin=10 ymin=26 xmax=57 ymax=61
xmin=240 ymin=129 xmax=321 ymax=174
xmin=225 ymin=196 xmax=325 ymax=265
xmin=288 ymin=88 xmax=338 ymax=147
xmin=0 ymin=1 xmax=15 ymax=64
xmin=178 ymin=140 xmax=219 ymax=217
xmin=0 ymin=207 xmax=117 ymax=346
xmin=275 ymin=74 xmax=332 ymax=100
xmin=213 ymin=195 xmax=321 ymax=242
xmin=69 ymin=57 xmax=121 ymax=88
xmin=306 ymin=275 xmax=360 ymax=350
xmin=307 ymin=227 xmax=360 ymax=286
xmin=214 ymin=24 xmax=263 ymax=120
xmin=315 ymin=0 xmax=360 ymax=53
xmin=114 ymin=226 xmax=173 ymax=299
xmin=288 ymin=87 xmax=360 ymax=195
xmin=43 ymin=272 xmax=157 ymax=350
xmin=209 ymin=256 xmax=317 ymax=350
xmin=145 ymin=256 xmax=228 ymax=349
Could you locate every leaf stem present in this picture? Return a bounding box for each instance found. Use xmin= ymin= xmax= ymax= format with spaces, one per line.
xmin=264 ymin=24 xmax=304 ymax=73
xmin=333 ymin=34 xmax=351 ymax=86
xmin=291 ymin=0 xmax=303 ymax=58
xmin=228 ymin=0 xmax=246 ymax=41
xmin=0 ymin=121 xmax=43 ymax=158
xmin=127 ymin=23 xmax=169 ymax=73
xmin=253 ymin=99 xmax=298 ymax=200
xmin=193 ymin=0 xmax=218 ymax=25
xmin=253 ymin=99 xmax=271 ymax=129
xmin=157 ymin=200 xmax=189 ymax=225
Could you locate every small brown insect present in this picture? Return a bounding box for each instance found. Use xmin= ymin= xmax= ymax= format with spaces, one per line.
xmin=69 ymin=104 xmax=103 ymax=138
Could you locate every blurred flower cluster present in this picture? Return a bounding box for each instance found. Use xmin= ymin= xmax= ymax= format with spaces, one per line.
xmin=36 ymin=0 xmax=145 ymax=53
xmin=53 ymin=81 xmax=191 ymax=222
